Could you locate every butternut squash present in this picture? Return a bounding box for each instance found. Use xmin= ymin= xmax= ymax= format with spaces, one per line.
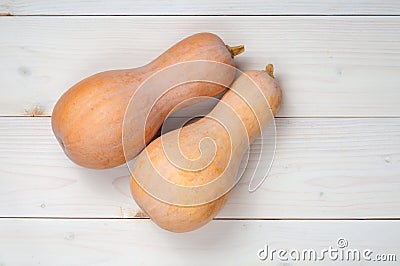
xmin=130 ymin=64 xmax=282 ymax=232
xmin=51 ymin=33 xmax=244 ymax=169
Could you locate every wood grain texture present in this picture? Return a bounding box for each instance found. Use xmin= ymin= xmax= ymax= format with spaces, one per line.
xmin=1 ymin=0 xmax=399 ymax=15
xmin=1 ymin=1 xmax=399 ymax=263
xmin=1 ymin=117 xmax=399 ymax=218
xmin=1 ymin=16 xmax=399 ymax=117
xmin=0 ymin=219 xmax=399 ymax=265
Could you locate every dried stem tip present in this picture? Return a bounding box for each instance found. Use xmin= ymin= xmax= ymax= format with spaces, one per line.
xmin=265 ymin=64 xmax=274 ymax=78
xmin=226 ymin=45 xmax=245 ymax=58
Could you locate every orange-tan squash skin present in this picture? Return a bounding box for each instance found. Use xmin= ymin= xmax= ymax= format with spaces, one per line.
xmin=52 ymin=33 xmax=242 ymax=169
xmin=130 ymin=66 xmax=282 ymax=232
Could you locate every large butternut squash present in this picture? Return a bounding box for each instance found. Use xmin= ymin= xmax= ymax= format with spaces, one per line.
xmin=130 ymin=65 xmax=282 ymax=232
xmin=52 ymin=33 xmax=244 ymax=169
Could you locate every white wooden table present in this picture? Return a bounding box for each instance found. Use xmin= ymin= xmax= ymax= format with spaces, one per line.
xmin=1 ymin=1 xmax=399 ymax=265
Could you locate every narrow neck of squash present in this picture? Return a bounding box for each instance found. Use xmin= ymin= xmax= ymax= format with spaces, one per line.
xmin=210 ymin=72 xmax=275 ymax=146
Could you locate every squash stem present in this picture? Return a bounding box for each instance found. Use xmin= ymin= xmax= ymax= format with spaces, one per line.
xmin=265 ymin=64 xmax=274 ymax=78
xmin=226 ymin=45 xmax=245 ymax=57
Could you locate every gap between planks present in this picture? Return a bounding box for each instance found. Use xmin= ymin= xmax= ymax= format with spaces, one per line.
xmin=2 ymin=14 xmax=400 ymax=17
xmin=1 ymin=217 xmax=400 ymax=220
xmin=2 ymin=116 xmax=400 ymax=118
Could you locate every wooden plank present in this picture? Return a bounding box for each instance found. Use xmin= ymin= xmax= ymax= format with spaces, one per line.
xmin=0 ymin=16 xmax=399 ymax=117
xmin=1 ymin=0 xmax=399 ymax=15
xmin=0 ymin=117 xmax=399 ymax=218
xmin=0 ymin=219 xmax=399 ymax=265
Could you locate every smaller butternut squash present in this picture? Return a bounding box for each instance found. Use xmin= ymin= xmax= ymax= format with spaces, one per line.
xmin=130 ymin=64 xmax=282 ymax=232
